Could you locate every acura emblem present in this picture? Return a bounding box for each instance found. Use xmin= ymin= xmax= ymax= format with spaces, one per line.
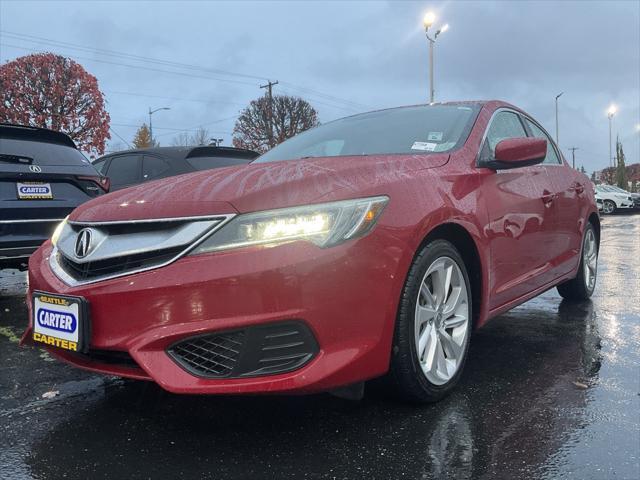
xmin=75 ymin=228 xmax=93 ymax=258
xmin=29 ymin=165 xmax=42 ymax=173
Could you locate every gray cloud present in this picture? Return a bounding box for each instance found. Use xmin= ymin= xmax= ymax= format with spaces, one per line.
xmin=0 ymin=0 xmax=638 ymax=171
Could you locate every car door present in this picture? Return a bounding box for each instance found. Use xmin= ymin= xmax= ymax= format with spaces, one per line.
xmin=104 ymin=154 xmax=142 ymax=190
xmin=522 ymin=117 xmax=582 ymax=277
xmin=480 ymin=110 xmax=559 ymax=310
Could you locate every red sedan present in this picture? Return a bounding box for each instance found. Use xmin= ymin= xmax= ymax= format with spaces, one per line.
xmin=22 ymin=101 xmax=599 ymax=402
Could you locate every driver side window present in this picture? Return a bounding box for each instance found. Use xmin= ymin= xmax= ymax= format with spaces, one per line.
xmin=482 ymin=111 xmax=527 ymax=160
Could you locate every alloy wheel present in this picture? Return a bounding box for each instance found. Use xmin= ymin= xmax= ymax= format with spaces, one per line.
xmin=414 ymin=256 xmax=470 ymax=386
xmin=603 ymin=200 xmax=615 ymax=214
xmin=583 ymin=228 xmax=598 ymax=291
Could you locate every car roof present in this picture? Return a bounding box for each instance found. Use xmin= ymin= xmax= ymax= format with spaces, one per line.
xmin=0 ymin=123 xmax=77 ymax=149
xmin=97 ymin=145 xmax=259 ymax=162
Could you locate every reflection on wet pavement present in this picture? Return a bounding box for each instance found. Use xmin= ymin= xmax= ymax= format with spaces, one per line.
xmin=0 ymin=215 xmax=638 ymax=479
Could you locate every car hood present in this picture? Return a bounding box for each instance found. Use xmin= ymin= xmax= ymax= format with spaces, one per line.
xmin=70 ymin=154 xmax=450 ymax=222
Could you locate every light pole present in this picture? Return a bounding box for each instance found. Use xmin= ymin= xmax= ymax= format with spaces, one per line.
xmin=636 ymin=123 xmax=640 ymax=165
xmin=555 ymin=92 xmax=563 ymax=146
xmin=148 ymin=107 xmax=170 ymax=146
xmin=607 ymin=104 xmax=617 ymax=170
xmin=423 ymin=12 xmax=448 ymax=104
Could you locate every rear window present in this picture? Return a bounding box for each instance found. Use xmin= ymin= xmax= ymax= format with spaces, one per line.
xmin=255 ymin=105 xmax=480 ymax=163
xmin=186 ymin=156 xmax=251 ymax=171
xmin=0 ymin=138 xmax=91 ymax=167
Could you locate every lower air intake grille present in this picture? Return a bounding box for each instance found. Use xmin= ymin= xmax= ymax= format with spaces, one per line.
xmin=167 ymin=321 xmax=319 ymax=379
xmin=169 ymin=331 xmax=245 ymax=377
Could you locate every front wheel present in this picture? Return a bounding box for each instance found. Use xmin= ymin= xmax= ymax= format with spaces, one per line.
xmin=557 ymin=223 xmax=598 ymax=301
xmin=602 ymin=200 xmax=616 ymax=214
xmin=388 ymin=240 xmax=472 ymax=403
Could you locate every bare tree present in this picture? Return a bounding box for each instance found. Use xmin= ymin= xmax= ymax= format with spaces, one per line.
xmin=172 ymin=127 xmax=212 ymax=146
xmin=171 ymin=132 xmax=191 ymax=146
xmin=191 ymin=127 xmax=210 ymax=146
xmin=232 ymin=95 xmax=319 ymax=153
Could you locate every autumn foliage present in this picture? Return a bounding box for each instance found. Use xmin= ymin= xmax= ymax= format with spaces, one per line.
xmin=132 ymin=123 xmax=153 ymax=148
xmin=0 ymin=53 xmax=110 ymax=156
xmin=233 ymin=95 xmax=319 ymax=153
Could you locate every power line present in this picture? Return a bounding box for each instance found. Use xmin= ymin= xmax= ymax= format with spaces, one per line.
xmin=0 ymin=30 xmax=269 ymax=82
xmin=0 ymin=42 xmax=259 ymax=87
xmin=105 ymin=90 xmax=245 ymax=107
xmin=109 ymin=127 xmax=132 ymax=148
xmin=152 ymin=115 xmax=239 ymax=138
xmin=0 ymin=31 xmax=370 ymax=111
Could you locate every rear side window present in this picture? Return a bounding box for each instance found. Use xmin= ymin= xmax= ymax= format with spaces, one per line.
xmin=142 ymin=155 xmax=170 ymax=180
xmin=524 ymin=119 xmax=561 ymax=165
xmin=0 ymin=138 xmax=90 ymax=166
xmin=186 ymin=156 xmax=251 ymax=171
xmin=92 ymin=158 xmax=108 ymax=174
xmin=106 ymin=155 xmax=141 ymax=187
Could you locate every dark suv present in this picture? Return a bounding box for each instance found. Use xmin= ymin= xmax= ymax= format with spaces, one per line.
xmin=1 ymin=124 xmax=108 ymax=268
xmin=92 ymin=146 xmax=259 ymax=191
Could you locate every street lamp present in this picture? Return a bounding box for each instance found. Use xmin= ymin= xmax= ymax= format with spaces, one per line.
xmin=148 ymin=107 xmax=171 ymax=146
xmin=555 ymin=92 xmax=563 ymax=146
xmin=607 ymin=104 xmax=617 ymax=169
xmin=423 ymin=12 xmax=449 ymax=104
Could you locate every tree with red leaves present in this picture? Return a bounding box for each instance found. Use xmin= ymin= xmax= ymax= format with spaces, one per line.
xmin=233 ymin=95 xmax=319 ymax=154
xmin=0 ymin=53 xmax=110 ymax=156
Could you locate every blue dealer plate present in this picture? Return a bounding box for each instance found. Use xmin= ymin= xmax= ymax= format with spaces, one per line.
xmin=32 ymin=291 xmax=89 ymax=352
xmin=17 ymin=182 xmax=53 ymax=200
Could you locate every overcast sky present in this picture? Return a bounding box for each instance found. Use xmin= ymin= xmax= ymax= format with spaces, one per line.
xmin=1 ymin=0 xmax=638 ymax=172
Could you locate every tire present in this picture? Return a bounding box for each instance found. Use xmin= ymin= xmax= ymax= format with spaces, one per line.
xmin=557 ymin=223 xmax=598 ymax=301
xmin=602 ymin=200 xmax=616 ymax=215
xmin=387 ymin=240 xmax=473 ymax=403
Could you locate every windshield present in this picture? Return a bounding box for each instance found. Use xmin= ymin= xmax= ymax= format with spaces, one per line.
xmin=255 ymin=105 xmax=480 ymax=163
xmin=597 ymin=185 xmax=621 ymax=193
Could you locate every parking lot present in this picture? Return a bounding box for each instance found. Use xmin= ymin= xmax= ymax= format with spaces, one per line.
xmin=0 ymin=214 xmax=638 ymax=480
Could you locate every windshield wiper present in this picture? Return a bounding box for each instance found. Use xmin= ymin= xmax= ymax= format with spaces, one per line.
xmin=0 ymin=154 xmax=33 ymax=164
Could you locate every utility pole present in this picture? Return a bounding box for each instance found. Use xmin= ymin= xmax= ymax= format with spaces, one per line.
xmin=567 ymin=147 xmax=579 ymax=169
xmin=260 ymin=80 xmax=278 ymax=148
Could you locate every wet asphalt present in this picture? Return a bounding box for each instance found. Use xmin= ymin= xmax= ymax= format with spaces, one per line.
xmin=1 ymin=214 xmax=639 ymax=480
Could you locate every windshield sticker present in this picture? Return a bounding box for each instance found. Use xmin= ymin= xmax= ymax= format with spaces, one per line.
xmin=427 ymin=132 xmax=443 ymax=141
xmin=411 ymin=142 xmax=437 ymax=151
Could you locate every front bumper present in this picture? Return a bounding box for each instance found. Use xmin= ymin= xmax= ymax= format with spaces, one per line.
xmin=24 ymin=234 xmax=405 ymax=394
xmin=0 ymin=217 xmax=67 ymax=263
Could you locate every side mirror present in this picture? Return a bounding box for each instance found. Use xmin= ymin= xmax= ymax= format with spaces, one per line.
xmin=487 ymin=137 xmax=547 ymax=170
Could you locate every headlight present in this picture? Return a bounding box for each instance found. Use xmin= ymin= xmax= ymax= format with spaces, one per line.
xmin=191 ymin=196 xmax=388 ymax=254
xmin=51 ymin=216 xmax=69 ymax=247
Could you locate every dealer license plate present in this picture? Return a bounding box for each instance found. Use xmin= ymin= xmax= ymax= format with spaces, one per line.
xmin=17 ymin=182 xmax=53 ymax=199
xmin=32 ymin=291 xmax=88 ymax=352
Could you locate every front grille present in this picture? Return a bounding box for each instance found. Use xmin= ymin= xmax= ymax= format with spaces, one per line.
xmin=168 ymin=321 xmax=319 ymax=379
xmin=58 ymin=246 xmax=184 ymax=281
xmin=52 ymin=215 xmax=232 ymax=284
